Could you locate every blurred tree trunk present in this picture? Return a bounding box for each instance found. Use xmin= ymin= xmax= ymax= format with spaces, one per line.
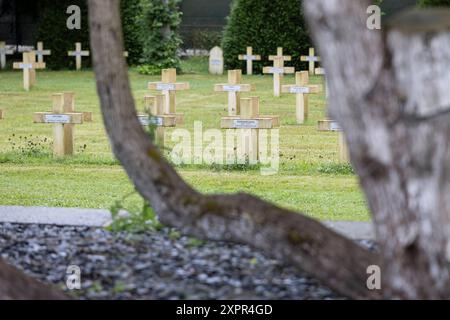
xmin=0 ymin=259 xmax=68 ymax=299
xmin=303 ymin=1 xmax=450 ymax=298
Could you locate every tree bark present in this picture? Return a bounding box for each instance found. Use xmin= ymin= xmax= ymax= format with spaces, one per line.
xmin=0 ymin=259 xmax=69 ymax=299
xmin=87 ymin=0 xmax=381 ymax=299
xmin=303 ymin=2 xmax=450 ymax=298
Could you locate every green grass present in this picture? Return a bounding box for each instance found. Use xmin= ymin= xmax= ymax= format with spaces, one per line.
xmin=0 ymin=59 xmax=370 ymax=221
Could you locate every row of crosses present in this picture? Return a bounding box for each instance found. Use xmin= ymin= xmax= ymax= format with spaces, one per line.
xmin=238 ymin=46 xmax=320 ymax=77
xmin=2 ymin=41 xmax=128 ymax=72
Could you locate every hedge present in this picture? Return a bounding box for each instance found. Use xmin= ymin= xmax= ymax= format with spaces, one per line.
xmin=221 ymin=0 xmax=312 ymax=74
xmin=419 ymin=0 xmax=450 ymax=6
xmin=36 ymin=0 xmax=143 ymax=69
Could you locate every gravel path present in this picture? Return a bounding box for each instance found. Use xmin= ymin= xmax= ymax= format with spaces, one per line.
xmin=0 ymin=223 xmax=374 ymax=300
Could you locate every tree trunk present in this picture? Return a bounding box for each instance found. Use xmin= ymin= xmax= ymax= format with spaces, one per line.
xmin=303 ymin=1 xmax=450 ymax=298
xmin=87 ymin=0 xmax=382 ymax=299
xmin=0 ymin=259 xmax=69 ymax=299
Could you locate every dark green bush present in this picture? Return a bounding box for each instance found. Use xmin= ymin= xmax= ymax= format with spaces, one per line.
xmin=138 ymin=0 xmax=183 ymax=74
xmin=36 ymin=0 xmax=90 ymax=70
xmin=221 ymin=0 xmax=312 ymax=74
xmin=36 ymin=0 xmax=143 ymax=69
xmin=419 ymin=0 xmax=450 ymax=6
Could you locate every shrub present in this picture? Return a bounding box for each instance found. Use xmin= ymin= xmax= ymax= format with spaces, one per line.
xmin=419 ymin=0 xmax=450 ymax=6
xmin=138 ymin=0 xmax=183 ymax=74
xmin=221 ymin=0 xmax=312 ymax=74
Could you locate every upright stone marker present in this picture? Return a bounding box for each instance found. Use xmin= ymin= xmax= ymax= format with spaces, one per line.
xmin=238 ymin=47 xmax=261 ymax=75
xmin=214 ymin=70 xmax=255 ymax=116
xmin=221 ymin=96 xmax=279 ymax=162
xmin=68 ymin=42 xmax=90 ymax=70
xmin=263 ymin=47 xmax=295 ymax=97
xmin=13 ymin=52 xmax=45 ymax=91
xmin=36 ymin=41 xmax=51 ymax=64
xmin=138 ymin=94 xmax=176 ymax=147
xmin=301 ymin=47 xmax=321 ymax=75
xmin=282 ymin=71 xmax=320 ymax=124
xmin=0 ymin=41 xmax=14 ymax=69
xmin=148 ymin=68 xmax=189 ymax=124
xmin=33 ymin=93 xmax=87 ymax=157
xmin=209 ymin=46 xmax=224 ymax=75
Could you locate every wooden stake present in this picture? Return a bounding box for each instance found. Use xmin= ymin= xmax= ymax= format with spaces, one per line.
xmin=339 ymin=131 xmax=350 ymax=163
xmin=0 ymin=109 xmax=4 ymax=119
xmin=238 ymin=47 xmax=261 ymax=75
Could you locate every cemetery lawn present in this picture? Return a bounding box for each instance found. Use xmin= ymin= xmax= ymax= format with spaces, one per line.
xmin=0 ymin=58 xmax=370 ymax=221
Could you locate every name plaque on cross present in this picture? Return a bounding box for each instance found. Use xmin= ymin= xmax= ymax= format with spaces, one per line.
xmin=289 ymin=86 xmax=310 ymax=94
xmin=223 ymin=85 xmax=242 ymax=92
xmin=18 ymin=63 xmax=33 ymax=69
xmin=44 ymin=114 xmax=71 ymax=124
xmin=138 ymin=116 xmax=163 ymax=126
xmin=243 ymin=55 xmax=257 ymax=60
xmin=305 ymin=57 xmax=319 ymax=62
xmin=330 ymin=121 xmax=342 ymax=132
xmin=232 ymin=119 xmax=259 ymax=129
xmin=156 ymin=83 xmax=176 ymax=91
xmin=268 ymin=67 xmax=284 ymax=74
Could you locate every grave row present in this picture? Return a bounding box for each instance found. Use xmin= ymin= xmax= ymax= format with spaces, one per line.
xmin=210 ymin=46 xmax=320 ymax=77
xmin=0 ymin=67 xmax=348 ymax=163
xmin=1 ymin=41 xmax=128 ymax=74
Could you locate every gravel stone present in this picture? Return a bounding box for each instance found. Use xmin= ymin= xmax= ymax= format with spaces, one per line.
xmin=0 ymin=222 xmax=376 ymax=300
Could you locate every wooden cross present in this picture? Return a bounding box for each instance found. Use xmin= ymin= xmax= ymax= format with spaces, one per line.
xmin=221 ymin=96 xmax=279 ymax=162
xmin=13 ymin=52 xmax=45 ymax=91
xmin=33 ymin=93 xmax=86 ymax=157
xmin=318 ymin=120 xmax=349 ymax=163
xmin=148 ymin=68 xmax=189 ymax=124
xmin=301 ymin=47 xmax=321 ymax=75
xmin=263 ymin=47 xmax=295 ymax=97
xmin=138 ymin=94 xmax=176 ymax=147
xmin=45 ymin=92 xmax=93 ymax=122
xmin=68 ymin=42 xmax=90 ymax=70
xmin=238 ymin=47 xmax=261 ymax=75
xmin=0 ymin=41 xmax=14 ymax=69
xmin=35 ymin=41 xmax=51 ymax=64
xmin=282 ymin=71 xmax=320 ymax=124
xmin=214 ymin=69 xmax=255 ymax=116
